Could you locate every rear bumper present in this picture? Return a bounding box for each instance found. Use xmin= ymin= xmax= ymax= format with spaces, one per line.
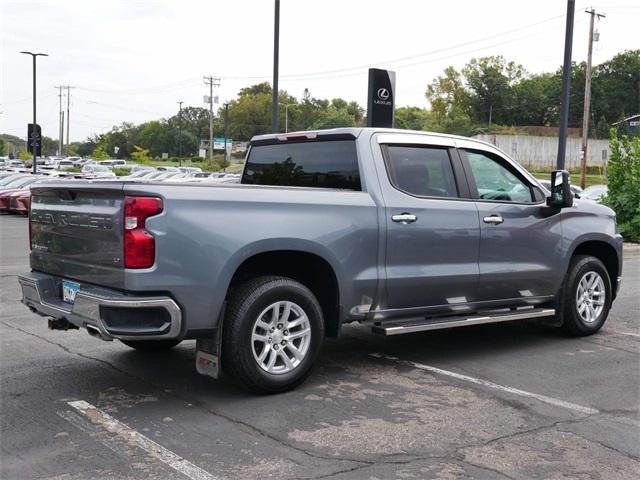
xmin=18 ymin=271 xmax=182 ymax=341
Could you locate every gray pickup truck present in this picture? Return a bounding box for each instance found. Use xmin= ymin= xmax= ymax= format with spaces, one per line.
xmin=19 ymin=128 xmax=623 ymax=393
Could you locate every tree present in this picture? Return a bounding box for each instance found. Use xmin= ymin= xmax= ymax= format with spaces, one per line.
xmin=511 ymin=73 xmax=558 ymax=126
xmin=39 ymin=136 xmax=58 ymax=157
xmin=311 ymin=107 xmax=359 ymax=130
xmin=77 ymin=133 xmax=101 ymax=158
xmin=603 ymin=129 xmax=640 ymax=242
xmin=167 ymin=106 xmax=210 ymax=147
xmin=103 ymin=122 xmax=142 ymax=159
xmin=238 ymin=82 xmax=273 ymax=98
xmin=595 ymin=50 xmax=640 ymax=123
xmin=0 ymin=137 xmax=5 ymax=156
xmin=395 ymin=106 xmax=430 ymax=131
xmin=462 ymin=56 xmax=526 ymax=125
xmin=91 ymin=145 xmax=110 ymax=160
xmin=130 ymin=145 xmax=151 ymax=164
xmin=139 ymin=121 xmax=172 ymax=157
xmin=226 ymin=94 xmax=272 ymax=141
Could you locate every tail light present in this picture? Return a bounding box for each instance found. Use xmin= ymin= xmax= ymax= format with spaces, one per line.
xmin=124 ymin=196 xmax=163 ymax=268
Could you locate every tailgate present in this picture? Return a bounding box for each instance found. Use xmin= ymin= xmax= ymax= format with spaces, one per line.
xmin=29 ymin=181 xmax=126 ymax=288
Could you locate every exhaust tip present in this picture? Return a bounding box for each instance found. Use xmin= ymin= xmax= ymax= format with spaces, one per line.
xmin=86 ymin=325 xmax=110 ymax=341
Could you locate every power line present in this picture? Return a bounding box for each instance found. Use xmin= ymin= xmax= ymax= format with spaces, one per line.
xmin=76 ymin=77 xmax=202 ymax=95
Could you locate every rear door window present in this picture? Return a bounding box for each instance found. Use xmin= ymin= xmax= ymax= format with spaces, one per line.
xmin=385 ymin=145 xmax=458 ymax=198
xmin=243 ymin=140 xmax=361 ymax=191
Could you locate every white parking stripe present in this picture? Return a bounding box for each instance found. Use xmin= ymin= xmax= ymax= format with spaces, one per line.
xmin=68 ymin=400 xmax=217 ymax=480
xmin=371 ymin=353 xmax=599 ymax=415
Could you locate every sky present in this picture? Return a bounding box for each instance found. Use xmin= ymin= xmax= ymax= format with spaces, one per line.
xmin=1 ymin=0 xmax=638 ymax=144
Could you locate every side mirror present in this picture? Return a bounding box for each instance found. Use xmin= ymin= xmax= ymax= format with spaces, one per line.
xmin=546 ymin=170 xmax=573 ymax=208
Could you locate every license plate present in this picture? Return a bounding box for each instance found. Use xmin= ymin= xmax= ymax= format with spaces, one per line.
xmin=62 ymin=281 xmax=80 ymax=304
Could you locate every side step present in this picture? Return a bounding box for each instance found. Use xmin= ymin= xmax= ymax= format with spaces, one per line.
xmin=372 ymin=308 xmax=556 ymax=336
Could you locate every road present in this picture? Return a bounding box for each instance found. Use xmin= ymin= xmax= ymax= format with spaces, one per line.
xmin=1 ymin=213 xmax=638 ymax=479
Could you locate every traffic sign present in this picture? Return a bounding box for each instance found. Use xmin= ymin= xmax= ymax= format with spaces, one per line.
xmin=213 ymin=138 xmax=232 ymax=149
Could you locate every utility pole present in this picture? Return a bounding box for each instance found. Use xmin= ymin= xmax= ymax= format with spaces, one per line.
xmin=178 ymin=101 xmax=184 ymax=166
xmin=580 ymin=8 xmax=605 ymax=189
xmin=203 ymin=76 xmax=220 ymax=166
xmin=54 ymin=86 xmax=64 ymax=155
xmin=63 ymin=85 xmax=75 ymax=157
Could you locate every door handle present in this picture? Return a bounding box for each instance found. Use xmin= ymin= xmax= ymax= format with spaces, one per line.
xmin=392 ymin=213 xmax=418 ymax=224
xmin=483 ymin=215 xmax=504 ymax=225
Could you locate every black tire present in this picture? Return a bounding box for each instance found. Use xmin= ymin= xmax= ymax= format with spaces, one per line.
xmin=120 ymin=339 xmax=182 ymax=351
xmin=222 ymin=276 xmax=325 ymax=394
xmin=561 ymin=255 xmax=611 ymax=337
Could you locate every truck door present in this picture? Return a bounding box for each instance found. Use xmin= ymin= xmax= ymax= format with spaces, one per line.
xmin=378 ymin=139 xmax=481 ymax=310
xmin=458 ymin=146 xmax=563 ymax=303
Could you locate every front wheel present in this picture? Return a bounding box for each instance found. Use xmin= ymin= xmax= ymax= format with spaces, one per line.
xmin=561 ymin=255 xmax=612 ymax=336
xmin=222 ymin=276 xmax=325 ymax=394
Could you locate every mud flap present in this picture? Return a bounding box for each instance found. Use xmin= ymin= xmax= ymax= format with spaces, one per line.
xmin=196 ymin=338 xmax=220 ymax=379
xmin=195 ymin=302 xmax=226 ymax=379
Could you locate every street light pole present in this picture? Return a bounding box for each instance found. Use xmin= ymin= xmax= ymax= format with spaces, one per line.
xmin=20 ymin=51 xmax=48 ymax=174
xmin=278 ymin=103 xmax=296 ymax=133
xmin=178 ymin=101 xmax=184 ymax=167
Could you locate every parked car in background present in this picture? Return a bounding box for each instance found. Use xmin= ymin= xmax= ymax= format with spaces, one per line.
xmin=0 ymin=189 xmax=22 ymax=213
xmin=54 ymin=160 xmax=76 ymax=169
xmin=0 ymin=188 xmax=30 ymax=215
xmin=580 ymin=184 xmax=608 ymax=202
xmin=131 ymin=164 xmax=155 ymax=173
xmin=120 ymin=169 xmax=158 ymax=179
xmin=0 ymin=175 xmax=46 ymax=198
xmin=156 ymin=166 xmax=181 ymax=172
xmin=101 ymin=159 xmax=128 ymax=168
xmin=81 ymin=165 xmax=116 ymax=178
xmin=192 ymin=172 xmax=226 ymax=179
xmin=536 ymin=179 xmax=582 ymax=197
xmin=1 ymin=160 xmax=26 ymax=170
xmin=153 ymin=172 xmax=187 ymax=180
xmin=12 ymin=190 xmax=32 ymax=215
xmin=178 ymin=166 xmax=203 ymax=174
xmin=0 ymin=173 xmax=27 ymax=185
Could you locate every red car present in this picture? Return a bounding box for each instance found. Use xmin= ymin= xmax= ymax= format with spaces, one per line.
xmin=9 ymin=189 xmax=31 ymax=215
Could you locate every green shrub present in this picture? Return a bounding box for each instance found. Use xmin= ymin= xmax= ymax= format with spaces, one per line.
xmin=603 ymin=129 xmax=640 ymax=242
xmin=113 ymin=167 xmax=131 ymax=177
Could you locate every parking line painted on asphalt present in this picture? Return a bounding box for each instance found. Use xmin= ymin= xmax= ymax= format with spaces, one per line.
xmin=371 ymin=353 xmax=599 ymax=415
xmin=68 ymin=400 xmax=217 ymax=480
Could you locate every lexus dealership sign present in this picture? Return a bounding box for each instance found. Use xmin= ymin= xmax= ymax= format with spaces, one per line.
xmin=367 ymin=68 xmax=395 ymax=128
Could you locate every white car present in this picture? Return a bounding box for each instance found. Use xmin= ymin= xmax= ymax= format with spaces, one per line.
xmin=81 ymin=165 xmax=116 ymax=178
xmin=580 ymin=184 xmax=608 ymax=202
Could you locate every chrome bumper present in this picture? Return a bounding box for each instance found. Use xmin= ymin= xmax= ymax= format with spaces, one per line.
xmin=19 ymin=271 xmax=182 ymax=341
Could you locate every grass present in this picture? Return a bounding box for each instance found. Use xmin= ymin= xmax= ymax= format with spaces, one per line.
xmin=528 ymin=171 xmax=607 ymax=189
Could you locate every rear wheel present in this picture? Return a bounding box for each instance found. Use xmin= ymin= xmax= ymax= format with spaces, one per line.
xmin=222 ymin=276 xmax=324 ymax=394
xmin=120 ymin=339 xmax=182 ymax=351
xmin=561 ymin=255 xmax=611 ymax=336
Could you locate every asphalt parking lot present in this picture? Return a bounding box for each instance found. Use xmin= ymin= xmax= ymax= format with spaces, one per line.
xmin=1 ymin=213 xmax=639 ymax=479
